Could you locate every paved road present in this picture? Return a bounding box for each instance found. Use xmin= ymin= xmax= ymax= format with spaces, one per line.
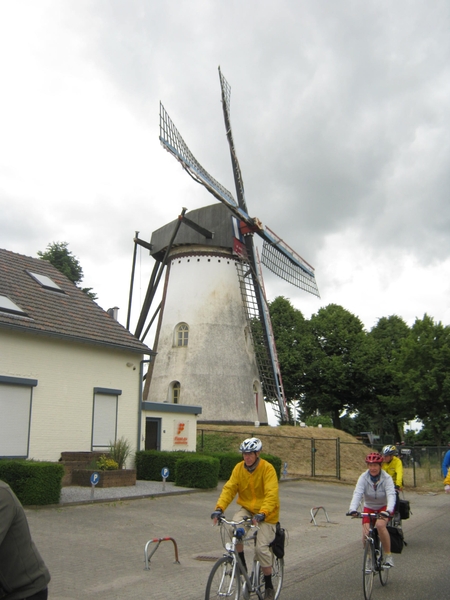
xmin=25 ymin=480 xmax=448 ymax=599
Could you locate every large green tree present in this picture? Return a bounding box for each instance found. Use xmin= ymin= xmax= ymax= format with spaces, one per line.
xmin=301 ymin=304 xmax=370 ymax=429
xmin=396 ymin=314 xmax=450 ymax=445
xmin=365 ymin=315 xmax=412 ymax=441
xmin=268 ymin=296 xmax=308 ymax=422
xmin=38 ymin=241 xmax=97 ymax=300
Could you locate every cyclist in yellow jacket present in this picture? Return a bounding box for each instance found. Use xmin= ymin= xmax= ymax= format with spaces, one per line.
xmin=381 ymin=445 xmax=403 ymax=522
xmin=381 ymin=445 xmax=403 ymax=488
xmin=211 ymin=437 xmax=279 ymax=600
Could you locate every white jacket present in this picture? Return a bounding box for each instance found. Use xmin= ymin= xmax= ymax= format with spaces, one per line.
xmin=349 ymin=469 xmax=396 ymax=513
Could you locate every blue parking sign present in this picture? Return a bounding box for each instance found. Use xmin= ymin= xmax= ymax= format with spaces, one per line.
xmin=90 ymin=472 xmax=100 ymax=486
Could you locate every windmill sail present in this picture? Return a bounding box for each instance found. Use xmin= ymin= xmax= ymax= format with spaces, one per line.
xmin=218 ymin=67 xmax=288 ymax=420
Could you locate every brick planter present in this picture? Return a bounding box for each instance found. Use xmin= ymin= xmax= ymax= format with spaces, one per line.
xmin=71 ymin=469 xmax=136 ymax=488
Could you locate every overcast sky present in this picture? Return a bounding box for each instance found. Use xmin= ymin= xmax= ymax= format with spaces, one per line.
xmin=1 ymin=1 xmax=449 ymax=342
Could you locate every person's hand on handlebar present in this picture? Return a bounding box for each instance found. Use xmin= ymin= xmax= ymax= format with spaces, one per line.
xmin=346 ymin=511 xmax=359 ymax=517
xmin=379 ymin=511 xmax=391 ymax=519
xmin=211 ymin=509 xmax=223 ymax=524
xmin=252 ymin=513 xmax=265 ymax=525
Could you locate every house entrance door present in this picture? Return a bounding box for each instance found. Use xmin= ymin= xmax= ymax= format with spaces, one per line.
xmin=145 ymin=417 xmax=161 ymax=450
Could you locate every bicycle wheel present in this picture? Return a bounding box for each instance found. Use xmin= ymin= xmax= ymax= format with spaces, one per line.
xmin=272 ymin=557 xmax=284 ymax=600
xmin=205 ymin=555 xmax=240 ymax=600
xmin=363 ymin=542 xmax=375 ymax=600
xmin=378 ymin=541 xmax=389 ymax=586
xmin=258 ymin=555 xmax=284 ymax=600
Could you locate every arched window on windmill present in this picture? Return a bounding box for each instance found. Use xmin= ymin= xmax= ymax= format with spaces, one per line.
xmin=253 ymin=381 xmax=259 ymax=413
xmin=174 ymin=323 xmax=189 ymax=347
xmin=171 ymin=381 xmax=180 ymax=404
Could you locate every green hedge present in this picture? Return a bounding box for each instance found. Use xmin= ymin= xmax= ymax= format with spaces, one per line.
xmin=207 ymin=452 xmax=242 ymax=480
xmin=135 ymin=450 xmax=282 ymax=487
xmin=175 ymin=455 xmax=220 ymax=488
xmin=0 ymin=460 xmax=64 ymax=506
xmin=207 ymin=452 xmax=282 ymax=480
xmin=135 ymin=450 xmax=193 ymax=482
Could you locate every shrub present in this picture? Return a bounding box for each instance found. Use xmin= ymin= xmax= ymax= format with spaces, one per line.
xmin=204 ymin=452 xmax=281 ymax=480
xmin=135 ymin=450 xmax=190 ymax=482
xmin=97 ymin=455 xmax=119 ymax=471
xmin=207 ymin=452 xmax=242 ymax=480
xmin=109 ymin=437 xmax=131 ymax=469
xmin=175 ymin=455 xmax=220 ymax=488
xmin=0 ymin=460 xmax=64 ymax=505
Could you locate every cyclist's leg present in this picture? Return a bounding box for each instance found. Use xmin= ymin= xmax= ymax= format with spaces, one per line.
xmin=205 ymin=556 xmax=240 ymax=600
xmin=232 ymin=507 xmax=252 ymax=570
xmin=255 ymin=521 xmax=276 ymax=597
xmin=375 ymin=518 xmax=391 ymax=555
xmin=258 ymin=554 xmax=284 ymax=600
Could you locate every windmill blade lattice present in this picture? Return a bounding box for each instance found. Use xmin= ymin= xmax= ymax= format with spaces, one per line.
xmin=235 ymin=259 xmax=288 ymax=420
xmin=160 ymin=103 xmax=240 ymax=213
xmin=261 ymin=233 xmax=320 ymax=297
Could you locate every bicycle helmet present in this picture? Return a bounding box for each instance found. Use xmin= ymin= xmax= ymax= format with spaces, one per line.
xmin=239 ymin=437 xmax=263 ymax=453
xmin=382 ymin=444 xmax=398 ymax=456
xmin=365 ymin=452 xmax=383 ymax=464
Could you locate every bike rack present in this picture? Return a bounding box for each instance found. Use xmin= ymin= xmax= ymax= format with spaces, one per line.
xmin=144 ymin=537 xmax=180 ymax=570
xmin=310 ymin=506 xmax=332 ymax=526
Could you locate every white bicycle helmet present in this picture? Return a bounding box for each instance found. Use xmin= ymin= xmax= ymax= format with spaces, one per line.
xmin=239 ymin=437 xmax=262 ymax=453
xmin=382 ymin=445 xmax=398 ymax=456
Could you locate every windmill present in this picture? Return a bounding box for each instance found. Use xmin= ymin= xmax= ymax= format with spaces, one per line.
xmin=132 ymin=68 xmax=319 ymax=425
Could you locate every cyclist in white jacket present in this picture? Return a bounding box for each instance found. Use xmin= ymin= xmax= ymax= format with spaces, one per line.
xmin=348 ymin=452 xmax=397 ymax=567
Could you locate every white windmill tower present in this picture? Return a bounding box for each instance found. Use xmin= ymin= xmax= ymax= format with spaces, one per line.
xmin=132 ymin=68 xmax=320 ymax=425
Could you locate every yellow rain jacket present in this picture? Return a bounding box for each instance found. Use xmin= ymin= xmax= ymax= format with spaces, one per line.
xmin=216 ymin=459 xmax=280 ymax=524
xmin=382 ymin=455 xmax=403 ymax=488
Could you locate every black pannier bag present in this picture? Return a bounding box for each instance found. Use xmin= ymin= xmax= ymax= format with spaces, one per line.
xmin=387 ymin=525 xmax=404 ymax=554
xmin=269 ymin=522 xmax=286 ymax=559
xmin=398 ymin=498 xmax=411 ymax=520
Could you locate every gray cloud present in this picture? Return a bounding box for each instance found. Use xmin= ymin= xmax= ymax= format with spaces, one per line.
xmin=1 ymin=0 xmax=449 ymax=331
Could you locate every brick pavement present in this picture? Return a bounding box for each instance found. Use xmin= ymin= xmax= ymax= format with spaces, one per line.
xmin=24 ymin=480 xmax=440 ymax=599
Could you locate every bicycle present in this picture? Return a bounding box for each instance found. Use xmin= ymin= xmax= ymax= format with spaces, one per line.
xmin=205 ymin=515 xmax=284 ymax=600
xmin=347 ymin=512 xmax=390 ymax=600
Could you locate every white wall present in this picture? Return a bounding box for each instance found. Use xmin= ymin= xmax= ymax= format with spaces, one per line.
xmin=141 ymin=409 xmax=198 ymax=452
xmin=0 ymin=329 xmax=144 ymax=463
xmin=148 ymin=251 xmax=268 ymax=424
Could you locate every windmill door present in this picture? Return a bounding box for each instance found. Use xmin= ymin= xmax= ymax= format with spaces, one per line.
xmin=145 ymin=417 xmax=161 ymax=451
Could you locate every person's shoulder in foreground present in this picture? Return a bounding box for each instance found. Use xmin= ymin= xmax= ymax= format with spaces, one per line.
xmin=0 ymin=479 xmax=50 ymax=600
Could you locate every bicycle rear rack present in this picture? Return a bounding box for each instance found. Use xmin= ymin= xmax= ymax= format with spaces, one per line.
xmin=144 ymin=537 xmax=180 ymax=570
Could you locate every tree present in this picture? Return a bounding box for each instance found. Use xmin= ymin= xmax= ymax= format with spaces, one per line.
xmin=268 ymin=296 xmax=308 ymax=412
xmin=365 ymin=315 xmax=412 ymax=441
xmin=301 ymin=304 xmax=370 ymax=429
xmin=37 ymin=242 xmax=97 ymax=300
xmin=396 ymin=314 xmax=450 ymax=445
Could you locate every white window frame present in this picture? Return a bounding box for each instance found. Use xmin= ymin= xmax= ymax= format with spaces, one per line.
xmin=91 ymin=387 xmax=121 ymax=450
xmin=174 ymin=323 xmax=189 ymax=347
xmin=0 ymin=376 xmax=37 ymax=458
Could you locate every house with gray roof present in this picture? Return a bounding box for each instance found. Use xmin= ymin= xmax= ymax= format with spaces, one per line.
xmin=0 ymin=248 xmax=155 ymax=463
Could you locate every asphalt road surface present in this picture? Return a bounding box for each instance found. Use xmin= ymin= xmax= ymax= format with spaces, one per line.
xmin=26 ymin=479 xmax=449 ymax=599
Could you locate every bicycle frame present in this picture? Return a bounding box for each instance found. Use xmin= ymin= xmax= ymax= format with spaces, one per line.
xmin=350 ymin=512 xmax=389 ymax=600
xmin=222 ymin=517 xmax=264 ymax=599
xmin=205 ymin=516 xmax=283 ymax=600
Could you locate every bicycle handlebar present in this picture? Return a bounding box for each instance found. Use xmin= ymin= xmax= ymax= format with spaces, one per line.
xmin=346 ymin=512 xmax=389 ymax=519
xmin=217 ymin=515 xmax=259 ymax=529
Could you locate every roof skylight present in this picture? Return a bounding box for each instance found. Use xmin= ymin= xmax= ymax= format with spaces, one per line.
xmin=26 ymin=271 xmax=65 ymax=293
xmin=0 ymin=295 xmax=27 ymax=316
